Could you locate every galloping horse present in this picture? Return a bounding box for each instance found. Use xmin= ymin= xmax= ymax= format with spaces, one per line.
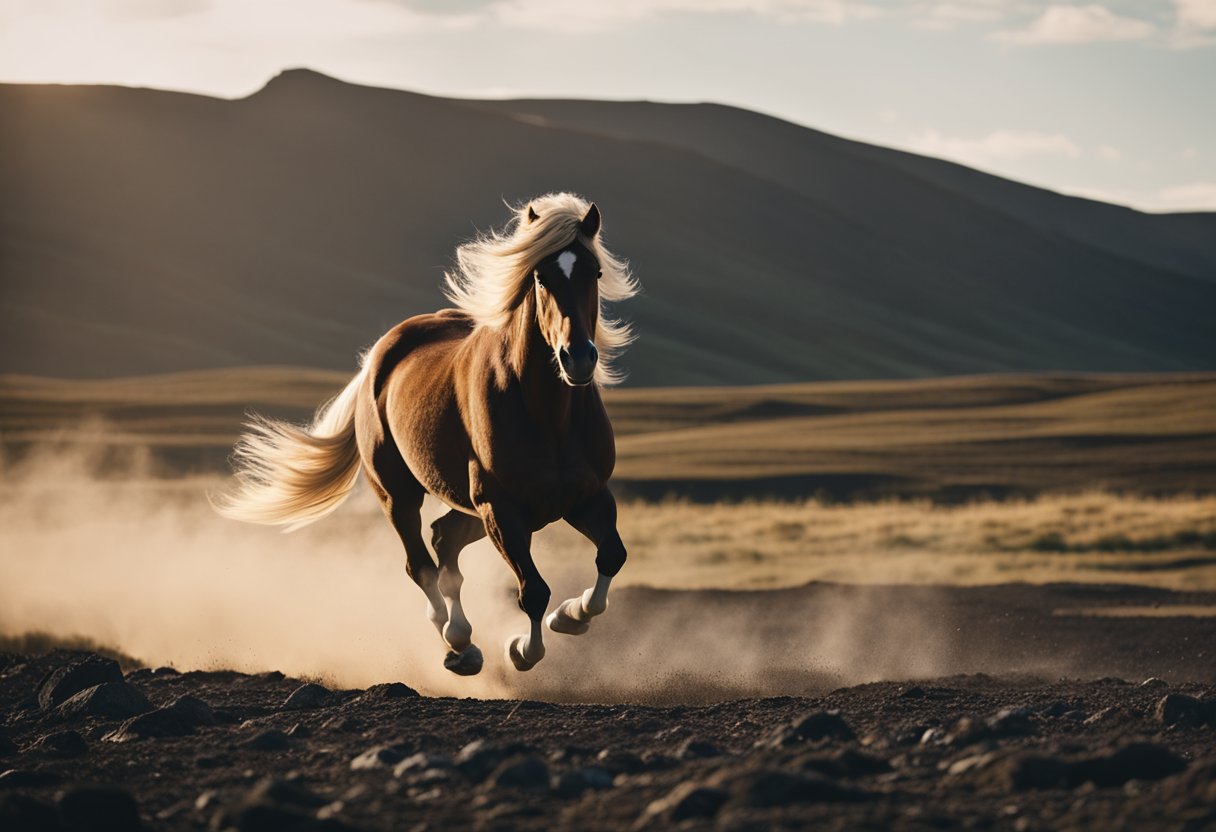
xmin=216 ymin=193 xmax=637 ymax=675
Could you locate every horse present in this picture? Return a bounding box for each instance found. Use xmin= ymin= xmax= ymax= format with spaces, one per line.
xmin=215 ymin=193 xmax=638 ymax=676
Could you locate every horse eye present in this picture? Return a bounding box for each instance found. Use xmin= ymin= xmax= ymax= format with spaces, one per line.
xmin=596 ymin=270 xmax=603 ymax=280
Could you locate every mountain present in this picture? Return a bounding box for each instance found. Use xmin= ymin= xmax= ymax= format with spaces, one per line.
xmin=2 ymin=68 xmax=1213 ymax=385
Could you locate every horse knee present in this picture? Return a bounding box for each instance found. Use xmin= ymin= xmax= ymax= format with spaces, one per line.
xmin=437 ymin=567 xmax=463 ymax=597
xmin=518 ymin=578 xmax=551 ymax=620
xmin=595 ymin=534 xmax=627 ymax=578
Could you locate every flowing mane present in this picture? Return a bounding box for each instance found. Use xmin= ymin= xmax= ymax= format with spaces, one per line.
xmin=442 ymin=192 xmax=638 ymax=385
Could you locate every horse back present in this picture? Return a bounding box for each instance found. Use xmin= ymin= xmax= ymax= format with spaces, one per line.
xmin=357 ymin=309 xmax=479 ymax=512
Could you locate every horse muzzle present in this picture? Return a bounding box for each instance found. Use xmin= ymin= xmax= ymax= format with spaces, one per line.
xmin=558 ymin=341 xmax=598 ymax=386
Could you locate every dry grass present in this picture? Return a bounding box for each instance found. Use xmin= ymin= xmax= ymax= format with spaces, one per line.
xmin=4 ymin=369 xmax=1214 ymax=500
xmin=532 ymin=492 xmax=1216 ymax=591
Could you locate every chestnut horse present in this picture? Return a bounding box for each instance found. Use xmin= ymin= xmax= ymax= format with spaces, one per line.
xmin=216 ymin=193 xmax=638 ymax=675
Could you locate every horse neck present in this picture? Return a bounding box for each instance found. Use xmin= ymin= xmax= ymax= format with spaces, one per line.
xmin=507 ymin=295 xmax=576 ymax=431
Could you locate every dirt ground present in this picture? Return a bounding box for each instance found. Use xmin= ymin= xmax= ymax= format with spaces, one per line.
xmin=2 ymin=582 xmax=1214 ymax=831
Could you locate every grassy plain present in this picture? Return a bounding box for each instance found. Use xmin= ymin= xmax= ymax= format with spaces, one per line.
xmin=3 ymin=369 xmax=1214 ymax=590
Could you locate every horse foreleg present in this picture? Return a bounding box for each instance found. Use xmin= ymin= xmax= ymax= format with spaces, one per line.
xmin=549 ymin=488 xmax=627 ymax=636
xmin=430 ymin=509 xmax=487 ymax=675
xmin=476 ymin=499 xmax=549 ymax=671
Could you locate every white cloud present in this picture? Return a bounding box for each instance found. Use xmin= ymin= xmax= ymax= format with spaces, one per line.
xmin=1154 ymin=182 xmax=1216 ymax=210
xmin=907 ymin=128 xmax=1082 ymax=168
xmin=1169 ymin=0 xmax=1216 ymax=47
xmin=911 ymin=0 xmax=1009 ymax=30
xmin=1064 ymin=182 xmax=1216 ymax=212
xmin=991 ymin=4 xmax=1155 ymax=44
xmin=480 ymin=0 xmax=880 ymax=31
xmin=1175 ymin=0 xmax=1216 ymax=29
xmin=1096 ymin=144 xmax=1121 ymax=161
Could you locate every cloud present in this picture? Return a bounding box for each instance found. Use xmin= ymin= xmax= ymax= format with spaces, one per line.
xmin=1175 ymin=0 xmax=1216 ymax=29
xmin=1169 ymin=0 xmax=1216 ymax=46
xmin=1064 ymin=182 xmax=1216 ymax=212
xmin=1154 ymin=182 xmax=1216 ymax=210
xmin=381 ymin=0 xmax=881 ymax=31
xmin=907 ymin=128 xmax=1082 ymax=168
xmin=911 ymin=0 xmax=1010 ymax=30
xmin=992 ymin=4 xmax=1155 ymax=44
xmin=1096 ymin=144 xmax=1121 ymax=161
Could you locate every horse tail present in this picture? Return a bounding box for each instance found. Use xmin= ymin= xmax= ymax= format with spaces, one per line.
xmin=212 ymin=362 xmax=368 ymax=532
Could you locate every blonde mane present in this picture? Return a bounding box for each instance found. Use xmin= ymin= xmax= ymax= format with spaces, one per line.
xmin=442 ymin=192 xmax=639 ymax=386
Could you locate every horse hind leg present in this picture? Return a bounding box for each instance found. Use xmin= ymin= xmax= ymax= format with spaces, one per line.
xmin=431 ymin=509 xmax=487 ymax=676
xmin=364 ymin=443 xmax=454 ymax=660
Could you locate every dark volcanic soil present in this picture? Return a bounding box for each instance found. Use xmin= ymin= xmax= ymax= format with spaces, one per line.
xmin=2 ymin=661 xmax=1215 ymax=830
xmin=2 ymin=582 xmax=1216 ymax=831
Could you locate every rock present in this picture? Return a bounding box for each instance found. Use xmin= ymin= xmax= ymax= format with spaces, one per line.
xmin=800 ymin=748 xmax=892 ymax=778
xmin=36 ymin=656 xmax=123 ymax=711
xmin=1140 ymin=677 xmax=1169 ymax=690
xmin=594 ymin=749 xmax=646 ymax=775
xmin=57 ymin=785 xmax=141 ymax=832
xmin=54 ymin=682 xmax=152 ymax=722
xmin=723 ymin=770 xmax=871 ymax=807
xmin=392 ymin=752 xmax=453 ymax=778
xmin=0 ymin=731 xmax=16 ymax=758
xmin=993 ymin=742 xmax=1187 ymax=791
xmin=1073 ymin=743 xmax=1187 ymax=788
xmin=763 ymin=711 xmax=856 ymax=747
xmin=1037 ymin=701 xmax=1071 ymax=718
xmin=281 ymin=683 xmax=330 ymax=711
xmin=152 ymin=666 xmax=179 ymax=677
xmin=1156 ymin=693 xmax=1204 ymax=727
xmin=0 ymin=793 xmax=60 ymax=832
xmin=0 ymin=769 xmax=64 ymax=788
xmin=245 ymin=730 xmax=291 ymax=751
xmin=357 ymin=683 xmax=419 ymax=701
xmin=320 ymin=715 xmax=361 ymax=733
xmin=1083 ymin=706 xmax=1122 ymax=726
xmin=456 ymin=740 xmax=535 ymax=782
xmin=946 ymin=751 xmax=999 ymax=776
xmin=899 ymin=686 xmax=926 ymax=699
xmin=639 ymin=750 xmax=679 ymax=770
xmin=993 ymin=754 xmax=1071 ymax=791
xmin=638 ymin=782 xmax=729 ymax=825
xmin=676 ymin=738 xmax=722 ymax=760
xmin=553 ymin=766 xmax=614 ymax=798
xmin=349 ymin=744 xmax=409 ymax=771
xmin=104 ymin=696 xmax=214 ymax=741
xmin=945 ymin=708 xmax=1035 ymax=747
xmin=28 ymin=730 xmax=87 ymax=757
xmin=246 ymin=777 xmax=327 ymax=808
xmin=490 ymin=755 xmax=549 ymax=791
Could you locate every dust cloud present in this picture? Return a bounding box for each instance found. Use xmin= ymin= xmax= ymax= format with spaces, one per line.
xmin=1 ymin=444 xmax=980 ymax=703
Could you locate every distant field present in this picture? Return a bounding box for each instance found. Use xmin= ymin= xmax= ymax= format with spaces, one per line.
xmin=3 ymin=370 xmax=1216 ymax=591
xmin=2 ymin=368 xmax=1214 ymax=500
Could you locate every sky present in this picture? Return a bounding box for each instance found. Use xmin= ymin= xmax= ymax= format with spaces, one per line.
xmin=1 ymin=0 xmax=1214 ymax=212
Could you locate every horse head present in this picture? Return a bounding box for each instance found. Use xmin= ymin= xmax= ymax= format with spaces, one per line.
xmin=530 ymin=203 xmax=603 ymax=386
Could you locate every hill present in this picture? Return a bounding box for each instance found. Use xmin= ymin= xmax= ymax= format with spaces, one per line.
xmin=1 ymin=69 xmax=1214 ymax=385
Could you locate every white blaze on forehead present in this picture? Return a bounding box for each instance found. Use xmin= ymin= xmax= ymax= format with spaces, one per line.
xmin=556 ymin=250 xmax=577 ymax=279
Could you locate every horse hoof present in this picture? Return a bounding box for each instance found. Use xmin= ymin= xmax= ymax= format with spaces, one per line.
xmin=443 ymin=644 xmax=483 ymax=676
xmin=506 ymin=636 xmax=541 ymax=672
xmin=546 ymin=602 xmax=590 ymax=636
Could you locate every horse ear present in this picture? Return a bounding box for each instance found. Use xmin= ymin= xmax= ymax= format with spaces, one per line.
xmin=527 ymin=205 xmax=540 ymax=224
xmin=580 ymin=203 xmax=601 ymax=238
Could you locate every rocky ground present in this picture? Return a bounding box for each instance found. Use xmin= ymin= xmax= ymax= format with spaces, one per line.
xmin=2 ymin=647 xmax=1215 ymax=832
